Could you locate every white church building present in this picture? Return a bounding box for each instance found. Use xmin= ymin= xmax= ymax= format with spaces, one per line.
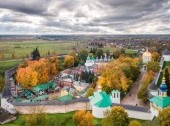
xmin=142 ymin=47 xmax=152 ymax=64
xmin=89 ymin=85 xmax=120 ymax=118
xmin=149 ymin=76 xmax=170 ymax=117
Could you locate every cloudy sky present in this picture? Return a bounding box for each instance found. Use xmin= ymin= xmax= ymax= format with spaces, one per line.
xmin=0 ymin=0 xmax=169 ymax=34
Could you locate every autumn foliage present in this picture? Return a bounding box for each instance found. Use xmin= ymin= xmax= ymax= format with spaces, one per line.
xmin=64 ymin=55 xmax=74 ymax=68
xmin=137 ymin=71 xmax=154 ymax=101
xmin=158 ymin=106 xmax=170 ymax=126
xmin=16 ymin=56 xmax=58 ymax=88
xmin=73 ymin=110 xmax=94 ymax=126
xmin=98 ymin=56 xmax=140 ymax=93
xmin=102 ymin=106 xmax=129 ymax=126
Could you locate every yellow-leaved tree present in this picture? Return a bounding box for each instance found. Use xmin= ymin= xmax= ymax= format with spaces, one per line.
xmin=73 ymin=110 xmax=94 ymax=126
xmin=97 ymin=56 xmax=140 ymax=93
xmin=16 ymin=67 xmax=38 ymax=88
xmin=64 ymin=55 xmax=74 ymax=68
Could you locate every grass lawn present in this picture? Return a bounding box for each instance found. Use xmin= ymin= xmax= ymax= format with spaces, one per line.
xmin=157 ymin=61 xmax=170 ymax=86
xmin=125 ymin=49 xmax=138 ymax=54
xmin=157 ymin=71 xmax=163 ymax=86
xmin=162 ymin=61 xmax=170 ymax=70
xmin=3 ymin=112 xmax=75 ymax=126
xmin=129 ymin=118 xmax=158 ymax=126
xmin=0 ymin=60 xmax=21 ymax=73
xmin=1 ymin=112 xmax=158 ymax=126
xmin=0 ymin=60 xmax=21 ymax=91
xmin=2 ymin=112 xmax=102 ymax=126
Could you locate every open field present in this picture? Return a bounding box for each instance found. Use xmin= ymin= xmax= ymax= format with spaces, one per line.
xmin=2 ymin=112 xmax=158 ymax=126
xmin=0 ymin=40 xmax=87 ymax=60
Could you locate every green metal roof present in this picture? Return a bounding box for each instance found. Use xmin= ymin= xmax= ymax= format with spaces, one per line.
xmin=90 ymin=56 xmax=95 ymax=60
xmin=58 ymin=95 xmax=73 ymax=102
xmin=150 ymin=96 xmax=170 ymax=108
xmin=19 ymin=89 xmax=34 ymax=99
xmin=22 ymin=95 xmax=48 ymax=103
xmin=33 ymin=82 xmax=56 ymax=92
xmin=90 ymin=91 xmax=112 ymax=108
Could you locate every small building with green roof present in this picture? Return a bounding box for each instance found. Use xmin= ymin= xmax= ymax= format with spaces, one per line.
xmin=149 ymin=76 xmax=170 ymax=116
xmin=85 ymin=55 xmax=95 ymax=67
xmin=89 ymin=91 xmax=112 ymax=118
xmin=33 ymin=82 xmax=56 ymax=96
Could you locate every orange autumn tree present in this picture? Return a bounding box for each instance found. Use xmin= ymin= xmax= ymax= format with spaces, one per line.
xmin=28 ymin=59 xmax=50 ymax=84
xmin=16 ymin=67 xmax=38 ymax=88
xmin=16 ymin=56 xmax=58 ymax=88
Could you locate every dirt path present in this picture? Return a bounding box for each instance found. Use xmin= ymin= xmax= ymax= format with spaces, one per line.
xmin=121 ymin=70 xmax=147 ymax=107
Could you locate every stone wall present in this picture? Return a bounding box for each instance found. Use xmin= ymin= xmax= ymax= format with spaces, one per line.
xmin=14 ymin=101 xmax=91 ymax=114
xmin=125 ymin=109 xmax=154 ymax=120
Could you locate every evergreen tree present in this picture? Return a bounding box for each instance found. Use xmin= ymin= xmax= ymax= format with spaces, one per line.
xmin=165 ymin=68 xmax=170 ymax=95
xmin=31 ymin=48 xmax=40 ymax=60
xmin=81 ymin=71 xmax=85 ymax=81
xmin=95 ymin=49 xmax=103 ymax=58
xmin=84 ymin=71 xmax=89 ymax=83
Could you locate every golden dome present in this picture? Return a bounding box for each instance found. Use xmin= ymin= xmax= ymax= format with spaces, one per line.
xmin=142 ymin=52 xmax=151 ymax=57
xmin=142 ymin=48 xmax=151 ymax=57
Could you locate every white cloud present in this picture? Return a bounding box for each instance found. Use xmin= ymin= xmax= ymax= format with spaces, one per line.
xmin=0 ymin=0 xmax=169 ymax=34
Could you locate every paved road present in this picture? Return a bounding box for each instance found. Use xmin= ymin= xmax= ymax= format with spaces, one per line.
xmin=121 ymin=70 xmax=147 ymax=107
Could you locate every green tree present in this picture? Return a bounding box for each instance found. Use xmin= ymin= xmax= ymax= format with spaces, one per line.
xmin=129 ymin=120 xmax=142 ymax=126
xmin=158 ymin=107 xmax=170 ymax=126
xmin=95 ymin=49 xmax=103 ymax=58
xmin=86 ymin=88 xmax=94 ymax=97
xmin=102 ymin=106 xmax=129 ymax=126
xmin=77 ymin=50 xmax=88 ymax=65
xmin=112 ymin=48 xmax=125 ymax=59
xmin=32 ymin=48 xmax=40 ymax=60
xmin=146 ymin=61 xmax=160 ymax=72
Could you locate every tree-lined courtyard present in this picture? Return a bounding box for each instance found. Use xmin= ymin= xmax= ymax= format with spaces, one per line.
xmin=98 ymin=56 xmax=140 ymax=93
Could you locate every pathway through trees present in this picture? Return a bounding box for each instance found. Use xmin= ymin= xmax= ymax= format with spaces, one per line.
xmin=121 ymin=70 xmax=147 ymax=107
